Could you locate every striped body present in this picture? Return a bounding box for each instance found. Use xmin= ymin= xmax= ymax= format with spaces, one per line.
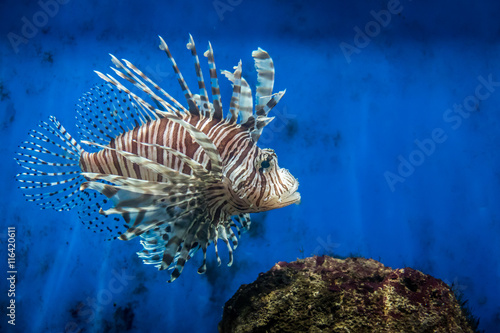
xmin=80 ymin=113 xmax=297 ymax=218
xmin=16 ymin=35 xmax=300 ymax=282
xmin=80 ymin=115 xmax=252 ymax=181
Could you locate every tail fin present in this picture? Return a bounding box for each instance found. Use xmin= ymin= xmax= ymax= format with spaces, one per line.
xmin=15 ymin=116 xmax=85 ymax=211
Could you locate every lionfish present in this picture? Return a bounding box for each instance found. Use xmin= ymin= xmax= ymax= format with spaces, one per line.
xmin=15 ymin=35 xmax=300 ymax=282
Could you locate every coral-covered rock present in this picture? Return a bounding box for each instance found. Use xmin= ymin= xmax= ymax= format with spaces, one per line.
xmin=219 ymin=256 xmax=475 ymax=333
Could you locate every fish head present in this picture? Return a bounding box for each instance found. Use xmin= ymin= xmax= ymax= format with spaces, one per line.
xmin=231 ymin=147 xmax=300 ymax=212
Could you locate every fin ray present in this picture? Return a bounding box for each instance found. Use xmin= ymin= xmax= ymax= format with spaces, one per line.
xmin=15 ymin=117 xmax=84 ymax=211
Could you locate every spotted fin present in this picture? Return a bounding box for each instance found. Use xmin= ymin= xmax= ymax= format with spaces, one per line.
xmin=81 ymin=171 xmax=212 ymax=282
xmin=76 ymin=84 xmax=157 ymax=149
xmin=15 ymin=116 xmax=85 ymax=211
xmin=77 ymin=190 xmax=123 ymax=239
xmin=81 ymin=165 xmax=224 ymax=282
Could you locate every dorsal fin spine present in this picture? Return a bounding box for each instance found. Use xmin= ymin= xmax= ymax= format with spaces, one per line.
xmin=227 ymin=61 xmax=242 ymax=124
xmin=203 ymin=42 xmax=223 ymax=120
xmin=187 ymin=34 xmax=210 ymax=117
xmin=158 ymin=36 xmax=200 ymax=116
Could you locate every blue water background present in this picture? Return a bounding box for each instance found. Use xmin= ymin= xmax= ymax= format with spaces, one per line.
xmin=1 ymin=0 xmax=499 ymax=332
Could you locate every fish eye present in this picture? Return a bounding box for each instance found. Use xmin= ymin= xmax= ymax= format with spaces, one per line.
xmin=260 ymin=160 xmax=270 ymax=169
xmin=255 ymin=149 xmax=276 ymax=172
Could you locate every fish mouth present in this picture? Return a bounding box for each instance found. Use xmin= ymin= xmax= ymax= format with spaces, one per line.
xmin=277 ymin=181 xmax=301 ymax=207
xmin=281 ymin=191 xmax=301 ymax=206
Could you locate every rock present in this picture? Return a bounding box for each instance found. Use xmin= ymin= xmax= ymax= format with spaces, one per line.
xmin=219 ymin=256 xmax=476 ymax=333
